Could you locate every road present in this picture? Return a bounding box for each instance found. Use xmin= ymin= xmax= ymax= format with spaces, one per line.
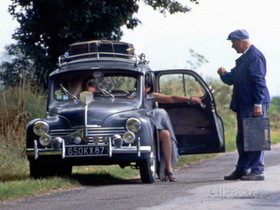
xmin=1 ymin=144 xmax=280 ymax=210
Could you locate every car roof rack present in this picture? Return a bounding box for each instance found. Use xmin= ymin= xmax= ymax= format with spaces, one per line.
xmin=58 ymin=40 xmax=135 ymax=66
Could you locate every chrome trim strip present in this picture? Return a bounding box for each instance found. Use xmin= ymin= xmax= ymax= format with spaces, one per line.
xmin=137 ymin=137 xmax=140 ymax=157
xmin=34 ymin=140 xmax=38 ymax=160
xmin=109 ymin=137 xmax=112 ymax=157
xmin=111 ymin=146 xmax=151 ymax=154
xmin=85 ymin=104 xmax=88 ymax=131
xmin=62 ymin=139 xmax=65 ymax=159
xmin=50 ymin=127 xmax=125 ymax=131
xmin=58 ymin=52 xmax=135 ymax=66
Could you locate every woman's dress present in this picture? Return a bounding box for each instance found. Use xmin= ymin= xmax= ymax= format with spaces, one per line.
xmin=145 ymin=94 xmax=179 ymax=180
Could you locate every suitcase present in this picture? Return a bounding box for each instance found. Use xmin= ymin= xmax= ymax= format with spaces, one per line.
xmin=243 ymin=117 xmax=270 ymax=151
xmin=59 ymin=40 xmax=134 ymax=65
xmin=69 ymin=40 xmax=134 ymax=59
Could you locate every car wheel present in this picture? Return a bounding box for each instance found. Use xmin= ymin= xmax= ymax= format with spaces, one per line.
xmin=139 ymin=141 xmax=157 ymax=183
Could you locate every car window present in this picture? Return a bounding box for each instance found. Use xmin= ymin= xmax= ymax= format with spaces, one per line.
xmin=53 ymin=72 xmax=138 ymax=100
xmin=92 ymin=76 xmax=136 ymax=93
xmin=159 ymin=73 xmax=205 ymax=97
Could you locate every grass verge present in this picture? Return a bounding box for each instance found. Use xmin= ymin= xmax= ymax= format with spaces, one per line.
xmin=0 ymin=178 xmax=79 ymax=201
xmin=1 ymin=128 xmax=280 ymax=202
xmin=1 ymin=128 xmax=279 ymax=202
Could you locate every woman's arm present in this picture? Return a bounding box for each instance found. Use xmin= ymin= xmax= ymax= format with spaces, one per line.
xmin=152 ymin=93 xmax=202 ymax=105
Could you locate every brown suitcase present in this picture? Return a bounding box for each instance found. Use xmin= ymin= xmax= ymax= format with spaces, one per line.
xmin=69 ymin=40 xmax=134 ymax=58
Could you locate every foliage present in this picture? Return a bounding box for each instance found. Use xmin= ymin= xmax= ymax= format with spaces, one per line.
xmin=269 ymin=97 xmax=280 ymax=114
xmin=144 ymin=0 xmax=198 ymax=14
xmin=186 ymin=49 xmax=209 ymax=70
xmin=268 ymin=96 xmax=280 ymax=129
xmin=0 ymin=44 xmax=37 ymax=88
xmin=1 ymin=0 xmax=198 ymax=91
xmin=0 ymin=83 xmax=279 ymax=201
xmin=206 ymin=78 xmax=232 ymax=111
xmin=0 ymin=87 xmax=46 ymax=153
xmin=159 ymin=73 xmax=206 ymax=97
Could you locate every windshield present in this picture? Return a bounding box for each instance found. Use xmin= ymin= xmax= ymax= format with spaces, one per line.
xmin=52 ymin=70 xmax=138 ymax=100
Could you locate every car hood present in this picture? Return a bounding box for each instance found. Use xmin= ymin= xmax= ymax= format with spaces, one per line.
xmin=50 ymin=99 xmax=140 ymax=127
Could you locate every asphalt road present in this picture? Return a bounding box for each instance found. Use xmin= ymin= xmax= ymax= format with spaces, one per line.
xmin=1 ymin=144 xmax=280 ymax=210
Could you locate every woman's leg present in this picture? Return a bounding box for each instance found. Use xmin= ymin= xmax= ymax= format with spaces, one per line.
xmin=159 ymin=129 xmax=176 ymax=181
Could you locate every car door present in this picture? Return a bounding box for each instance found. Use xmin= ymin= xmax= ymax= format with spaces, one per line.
xmin=154 ymin=69 xmax=225 ymax=155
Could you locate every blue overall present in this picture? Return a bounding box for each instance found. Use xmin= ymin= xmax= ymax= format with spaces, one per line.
xmin=220 ymin=45 xmax=270 ymax=174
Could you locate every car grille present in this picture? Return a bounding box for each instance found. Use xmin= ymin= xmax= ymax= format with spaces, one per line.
xmin=49 ymin=127 xmax=126 ymax=144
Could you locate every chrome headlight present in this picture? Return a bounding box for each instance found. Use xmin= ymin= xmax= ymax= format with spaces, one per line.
xmin=126 ymin=118 xmax=141 ymax=132
xmin=33 ymin=121 xmax=49 ymax=136
xmin=39 ymin=134 xmax=51 ymax=146
xmin=123 ymin=131 xmax=135 ymax=144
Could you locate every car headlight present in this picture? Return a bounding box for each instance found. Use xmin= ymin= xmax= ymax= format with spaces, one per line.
xmin=126 ymin=118 xmax=141 ymax=132
xmin=33 ymin=121 xmax=49 ymax=136
xmin=39 ymin=134 xmax=51 ymax=146
xmin=123 ymin=131 xmax=135 ymax=143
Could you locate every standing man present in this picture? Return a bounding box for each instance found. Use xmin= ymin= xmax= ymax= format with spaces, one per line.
xmin=217 ymin=29 xmax=270 ymax=181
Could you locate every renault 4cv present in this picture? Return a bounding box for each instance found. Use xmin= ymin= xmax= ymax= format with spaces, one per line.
xmin=25 ymin=40 xmax=225 ymax=183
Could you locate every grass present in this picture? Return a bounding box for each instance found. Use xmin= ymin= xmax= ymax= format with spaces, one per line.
xmin=0 ymin=178 xmax=79 ymax=201
xmin=0 ymin=147 xmax=29 ymax=182
xmin=1 ymin=123 xmax=279 ymax=202
xmin=0 ymin=86 xmax=279 ymax=202
xmin=1 ymin=128 xmax=280 ymax=202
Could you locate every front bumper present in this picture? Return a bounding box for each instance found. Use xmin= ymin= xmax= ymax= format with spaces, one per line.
xmin=26 ymin=138 xmax=151 ymax=160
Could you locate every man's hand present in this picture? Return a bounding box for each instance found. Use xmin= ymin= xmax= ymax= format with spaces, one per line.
xmin=217 ymin=67 xmax=227 ymax=75
xmin=253 ymin=106 xmax=263 ymax=116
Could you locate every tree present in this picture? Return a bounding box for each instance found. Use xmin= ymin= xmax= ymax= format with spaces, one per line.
xmin=186 ymin=49 xmax=209 ymax=70
xmin=1 ymin=0 xmax=199 ymax=91
xmin=0 ymin=44 xmax=35 ymax=88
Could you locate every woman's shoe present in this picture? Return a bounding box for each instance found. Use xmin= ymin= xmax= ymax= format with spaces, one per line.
xmin=165 ymin=169 xmax=177 ymax=182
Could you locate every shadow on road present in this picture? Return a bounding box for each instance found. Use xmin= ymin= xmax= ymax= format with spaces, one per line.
xmin=69 ymin=173 xmax=142 ymax=186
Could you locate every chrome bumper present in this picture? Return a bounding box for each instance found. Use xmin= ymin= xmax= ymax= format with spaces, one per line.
xmin=26 ymin=138 xmax=151 ymax=160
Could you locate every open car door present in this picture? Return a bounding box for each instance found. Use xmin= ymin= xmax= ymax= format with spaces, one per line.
xmin=154 ymin=69 xmax=225 ymax=155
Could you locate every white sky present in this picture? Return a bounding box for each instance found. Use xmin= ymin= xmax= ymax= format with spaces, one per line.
xmin=1 ymin=0 xmax=280 ymax=96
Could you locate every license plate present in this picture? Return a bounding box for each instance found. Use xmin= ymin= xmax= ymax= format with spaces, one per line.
xmin=65 ymin=146 xmax=108 ymax=157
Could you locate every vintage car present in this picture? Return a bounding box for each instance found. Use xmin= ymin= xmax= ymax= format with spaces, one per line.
xmin=26 ymin=40 xmax=225 ymax=183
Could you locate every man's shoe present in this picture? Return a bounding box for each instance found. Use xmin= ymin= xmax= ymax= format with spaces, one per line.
xmin=224 ymin=170 xmax=248 ymax=180
xmin=241 ymin=172 xmax=264 ymax=181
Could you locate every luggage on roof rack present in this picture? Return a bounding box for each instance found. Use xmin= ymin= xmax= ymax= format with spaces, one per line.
xmin=58 ymin=40 xmax=135 ymax=65
xmin=69 ymin=40 xmax=134 ymax=56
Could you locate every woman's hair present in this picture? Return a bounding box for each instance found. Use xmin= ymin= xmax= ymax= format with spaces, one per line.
xmin=82 ymin=77 xmax=96 ymax=91
xmin=145 ymin=74 xmax=153 ymax=94
xmin=87 ymin=82 xmax=96 ymax=87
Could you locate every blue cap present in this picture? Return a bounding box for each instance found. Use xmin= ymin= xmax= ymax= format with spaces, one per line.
xmin=227 ymin=29 xmax=249 ymax=40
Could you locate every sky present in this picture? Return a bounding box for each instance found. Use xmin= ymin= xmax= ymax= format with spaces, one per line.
xmin=1 ymin=0 xmax=280 ymax=96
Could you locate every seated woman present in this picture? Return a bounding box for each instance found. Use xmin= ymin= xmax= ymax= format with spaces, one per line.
xmin=87 ymin=82 xmax=97 ymax=93
xmin=144 ymin=75 xmax=202 ymax=182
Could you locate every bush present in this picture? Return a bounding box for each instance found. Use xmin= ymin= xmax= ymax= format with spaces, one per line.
xmin=0 ymin=87 xmax=46 ymax=181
